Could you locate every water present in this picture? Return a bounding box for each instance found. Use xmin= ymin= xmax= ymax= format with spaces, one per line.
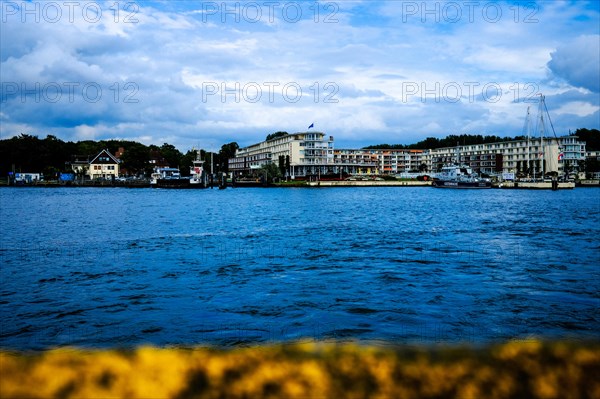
xmin=1 ymin=187 xmax=599 ymax=350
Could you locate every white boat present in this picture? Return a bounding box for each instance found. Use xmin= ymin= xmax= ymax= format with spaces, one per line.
xmin=432 ymin=164 xmax=491 ymax=188
xmin=150 ymin=152 xmax=208 ymax=188
xmin=150 ymin=167 xmax=182 ymax=187
xmin=189 ymin=158 xmax=207 ymax=187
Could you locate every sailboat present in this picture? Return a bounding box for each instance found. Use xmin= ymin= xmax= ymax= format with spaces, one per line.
xmin=522 ymin=94 xmax=561 ymax=181
xmin=504 ymin=94 xmax=574 ymax=190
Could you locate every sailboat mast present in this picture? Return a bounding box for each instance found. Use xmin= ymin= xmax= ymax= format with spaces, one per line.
xmin=524 ymin=106 xmax=531 ymax=178
xmin=538 ymin=94 xmax=545 ymax=178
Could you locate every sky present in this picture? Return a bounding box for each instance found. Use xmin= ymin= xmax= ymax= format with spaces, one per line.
xmin=1 ymin=0 xmax=599 ymax=151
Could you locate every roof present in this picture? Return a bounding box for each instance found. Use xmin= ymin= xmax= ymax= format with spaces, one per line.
xmin=89 ymin=149 xmax=120 ymax=164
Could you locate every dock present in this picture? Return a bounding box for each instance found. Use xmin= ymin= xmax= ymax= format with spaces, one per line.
xmin=306 ymin=180 xmax=431 ymax=187
xmin=497 ymin=181 xmax=575 ymax=189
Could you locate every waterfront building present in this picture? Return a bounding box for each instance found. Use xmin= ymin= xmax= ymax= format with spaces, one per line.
xmin=13 ymin=173 xmax=41 ymax=184
xmin=560 ymin=136 xmax=587 ymax=176
xmin=332 ymin=149 xmax=378 ymax=175
xmin=229 ymin=132 xmax=334 ymax=178
xmin=428 ymin=136 xmax=586 ymax=176
xmin=89 ymin=149 xmax=120 ymax=180
xmin=333 ymin=149 xmax=426 ymax=175
xmin=70 ymin=155 xmax=91 ymax=178
xmin=71 ymin=149 xmax=120 ymax=180
xmin=229 ymin=133 xmax=587 ymax=179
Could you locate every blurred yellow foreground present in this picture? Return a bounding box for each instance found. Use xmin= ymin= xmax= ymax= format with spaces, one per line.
xmin=1 ymin=341 xmax=599 ymax=398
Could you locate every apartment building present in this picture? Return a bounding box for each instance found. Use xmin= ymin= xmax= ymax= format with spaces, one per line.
xmin=230 ymin=133 xmax=587 ymax=178
xmin=333 ymin=149 xmax=427 ymax=175
xmin=229 ymin=132 xmax=334 ymax=177
xmin=332 ymin=149 xmax=378 ymax=175
xmin=428 ymin=136 xmax=585 ymax=176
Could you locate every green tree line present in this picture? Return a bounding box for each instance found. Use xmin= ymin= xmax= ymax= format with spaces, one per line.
xmin=1 ymin=129 xmax=597 ymax=177
xmin=0 ymin=134 xmax=239 ymax=177
xmin=364 ymin=134 xmax=525 ymax=150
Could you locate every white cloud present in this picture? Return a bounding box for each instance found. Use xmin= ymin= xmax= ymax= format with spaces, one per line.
xmin=0 ymin=1 xmax=598 ymax=150
xmin=553 ymin=101 xmax=600 ymax=117
xmin=547 ymin=35 xmax=600 ymax=93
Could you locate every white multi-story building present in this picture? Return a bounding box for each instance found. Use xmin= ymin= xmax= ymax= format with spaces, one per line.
xmin=560 ymin=136 xmax=587 ymax=175
xmin=229 ymin=132 xmax=334 ymax=177
xmin=333 ymin=149 xmax=427 ymax=175
xmin=428 ymin=136 xmax=585 ymax=176
xmin=230 ymin=133 xmax=587 ymax=178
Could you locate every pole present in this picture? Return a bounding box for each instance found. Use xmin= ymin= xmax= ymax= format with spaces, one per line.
xmin=540 ymin=95 xmax=545 ymax=179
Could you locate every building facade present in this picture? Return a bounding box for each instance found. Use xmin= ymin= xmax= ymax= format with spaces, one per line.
xmin=428 ymin=136 xmax=585 ymax=176
xmin=230 ymin=133 xmax=588 ymax=179
xmin=85 ymin=149 xmax=120 ymax=180
xmin=229 ymin=132 xmax=334 ymax=177
xmin=332 ymin=149 xmax=427 ymax=175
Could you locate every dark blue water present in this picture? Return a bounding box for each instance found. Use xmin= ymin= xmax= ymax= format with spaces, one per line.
xmin=1 ymin=187 xmax=599 ymax=349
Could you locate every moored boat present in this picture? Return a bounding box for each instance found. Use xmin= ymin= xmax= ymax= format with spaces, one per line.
xmin=432 ymin=164 xmax=491 ymax=189
xmin=150 ymin=152 xmax=208 ymax=189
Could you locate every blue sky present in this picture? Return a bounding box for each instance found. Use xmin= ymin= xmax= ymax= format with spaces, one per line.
xmin=1 ymin=0 xmax=599 ymax=150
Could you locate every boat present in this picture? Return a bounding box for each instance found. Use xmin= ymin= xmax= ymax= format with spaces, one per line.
xmin=189 ymin=157 xmax=208 ymax=188
xmin=431 ymin=143 xmax=491 ymax=188
xmin=432 ymin=164 xmax=492 ymax=188
xmin=150 ymin=152 xmax=208 ymax=189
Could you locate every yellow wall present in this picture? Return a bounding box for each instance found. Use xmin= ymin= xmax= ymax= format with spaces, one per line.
xmin=89 ymin=163 xmax=119 ymax=179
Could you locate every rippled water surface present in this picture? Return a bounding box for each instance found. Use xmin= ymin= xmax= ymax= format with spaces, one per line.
xmin=1 ymin=187 xmax=599 ymax=349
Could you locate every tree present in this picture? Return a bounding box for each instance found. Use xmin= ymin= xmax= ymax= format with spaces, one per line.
xmin=278 ymin=155 xmax=285 ymax=176
xmin=572 ymin=128 xmax=600 ymax=151
xmin=160 ymin=143 xmax=183 ymax=169
xmin=266 ymin=131 xmax=288 ymax=141
xmin=585 ymin=157 xmax=600 ymax=177
xmin=120 ymin=142 xmax=150 ymax=176
xmin=179 ymin=150 xmax=198 ymax=176
xmin=77 ymin=140 xmax=104 ymax=157
xmin=285 ymin=155 xmax=290 ymax=176
xmin=218 ymin=142 xmax=239 ymax=173
xmin=258 ymin=162 xmax=282 ymax=183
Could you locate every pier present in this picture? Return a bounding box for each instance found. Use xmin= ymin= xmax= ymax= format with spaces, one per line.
xmin=496 ymin=181 xmax=575 ymax=190
xmin=306 ymin=180 xmax=430 ymax=187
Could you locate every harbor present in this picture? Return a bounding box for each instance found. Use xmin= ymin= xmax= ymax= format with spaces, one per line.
xmin=1 ymin=186 xmax=599 ymax=351
xmin=3 ymin=176 xmax=597 ymax=189
xmin=2 ymin=0 xmax=598 ymax=396
xmin=4 ymin=178 xmax=596 ymax=189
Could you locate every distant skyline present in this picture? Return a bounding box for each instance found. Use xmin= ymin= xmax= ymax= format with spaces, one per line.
xmin=1 ymin=1 xmax=599 ymax=151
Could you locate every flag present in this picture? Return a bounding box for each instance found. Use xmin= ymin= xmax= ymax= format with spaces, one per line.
xmin=558 ymin=152 xmax=564 ymax=161
xmin=308 ymin=123 xmax=314 ymax=129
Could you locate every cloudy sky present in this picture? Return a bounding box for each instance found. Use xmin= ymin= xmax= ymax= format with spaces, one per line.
xmin=1 ymin=0 xmax=599 ymax=150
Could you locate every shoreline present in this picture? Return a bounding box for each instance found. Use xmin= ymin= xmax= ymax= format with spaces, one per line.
xmin=1 ymin=179 xmax=598 ymax=189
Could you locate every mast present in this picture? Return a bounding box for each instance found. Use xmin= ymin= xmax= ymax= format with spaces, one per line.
xmin=538 ymin=94 xmax=545 ymax=178
xmin=522 ymin=105 xmax=532 ymax=178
